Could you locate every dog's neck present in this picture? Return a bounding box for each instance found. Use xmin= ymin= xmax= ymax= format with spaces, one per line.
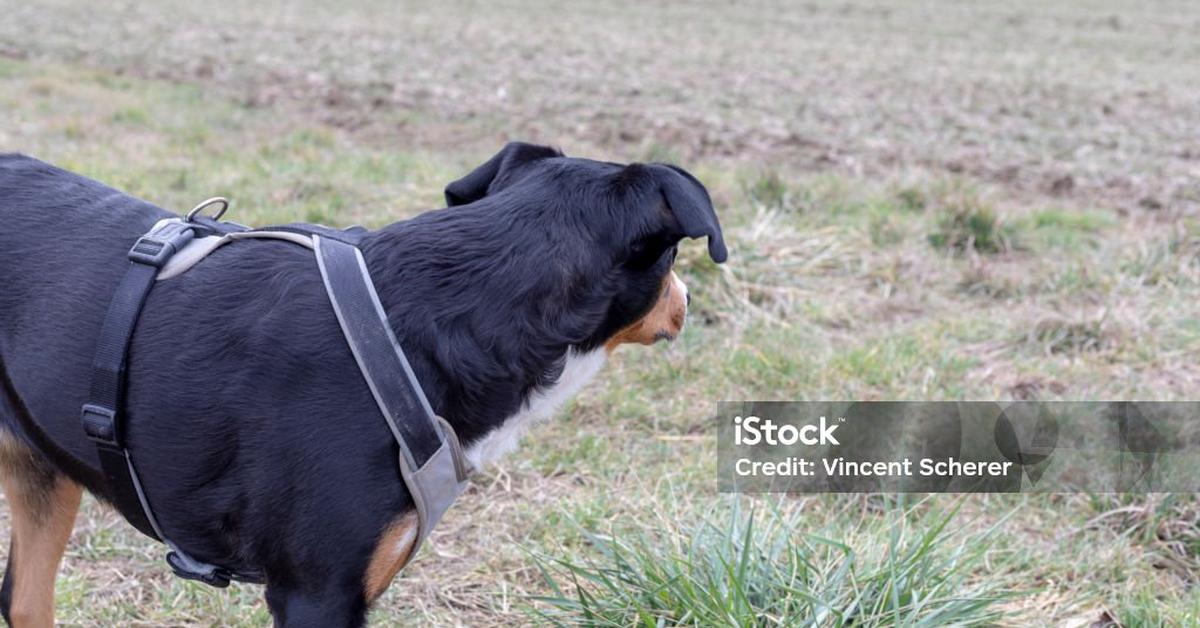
xmin=357 ymin=217 xmax=608 ymax=459
xmin=462 ymin=347 xmax=606 ymax=468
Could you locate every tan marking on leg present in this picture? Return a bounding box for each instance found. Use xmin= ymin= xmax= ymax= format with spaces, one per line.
xmin=363 ymin=511 xmax=419 ymax=603
xmin=606 ymin=271 xmax=688 ymax=353
xmin=0 ymin=469 xmax=81 ymax=628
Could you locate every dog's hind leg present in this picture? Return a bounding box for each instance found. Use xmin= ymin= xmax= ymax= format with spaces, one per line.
xmin=0 ymin=435 xmax=81 ymax=628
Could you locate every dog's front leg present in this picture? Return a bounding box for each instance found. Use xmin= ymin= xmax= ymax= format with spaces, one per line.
xmin=264 ymin=581 xmax=370 ymax=628
xmin=261 ymin=510 xmax=417 ymax=628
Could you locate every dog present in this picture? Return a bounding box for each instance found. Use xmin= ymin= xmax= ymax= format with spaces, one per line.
xmin=0 ymin=141 xmax=726 ymax=627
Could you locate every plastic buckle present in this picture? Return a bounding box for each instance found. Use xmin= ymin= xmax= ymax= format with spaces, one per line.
xmin=80 ymin=403 xmax=119 ymax=447
xmin=166 ymin=549 xmax=232 ymax=588
xmin=129 ymin=221 xmax=195 ymax=268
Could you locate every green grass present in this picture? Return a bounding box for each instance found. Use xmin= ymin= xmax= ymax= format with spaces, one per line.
xmin=927 ymin=192 xmax=1016 ymax=255
xmin=530 ymin=499 xmax=1010 ymax=627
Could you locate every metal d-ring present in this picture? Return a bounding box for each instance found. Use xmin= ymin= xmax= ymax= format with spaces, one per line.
xmin=185 ymin=197 xmax=230 ymax=222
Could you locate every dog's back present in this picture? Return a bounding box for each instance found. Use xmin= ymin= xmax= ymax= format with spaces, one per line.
xmin=0 ymin=154 xmax=170 ymax=339
xmin=0 ymin=155 xmax=173 ymax=475
xmin=1 ymin=155 xmax=166 ymax=328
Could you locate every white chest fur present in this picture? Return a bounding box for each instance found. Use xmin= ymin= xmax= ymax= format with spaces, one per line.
xmin=464 ymin=348 xmax=607 ymax=469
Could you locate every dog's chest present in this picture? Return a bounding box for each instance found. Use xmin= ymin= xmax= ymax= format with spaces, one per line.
xmin=464 ymin=349 xmax=606 ymax=469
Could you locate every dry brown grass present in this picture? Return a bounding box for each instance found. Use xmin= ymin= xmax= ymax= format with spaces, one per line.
xmin=4 ymin=0 xmax=1199 ymax=210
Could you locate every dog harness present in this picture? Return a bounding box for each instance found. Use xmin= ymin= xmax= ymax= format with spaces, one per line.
xmin=80 ymin=199 xmax=471 ymax=587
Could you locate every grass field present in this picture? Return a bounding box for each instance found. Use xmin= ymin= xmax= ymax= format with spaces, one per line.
xmin=1 ymin=0 xmax=1198 ymax=625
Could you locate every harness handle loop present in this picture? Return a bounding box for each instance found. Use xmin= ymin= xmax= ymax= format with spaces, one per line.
xmin=185 ymin=197 xmax=230 ymax=222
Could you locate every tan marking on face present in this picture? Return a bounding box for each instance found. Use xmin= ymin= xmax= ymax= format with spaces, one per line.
xmin=363 ymin=511 xmax=419 ymax=603
xmin=606 ymin=271 xmax=688 ymax=353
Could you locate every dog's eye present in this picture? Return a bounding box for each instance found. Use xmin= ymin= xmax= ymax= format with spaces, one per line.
xmin=626 ymin=235 xmax=679 ymax=270
xmin=625 ymin=240 xmax=655 ymax=270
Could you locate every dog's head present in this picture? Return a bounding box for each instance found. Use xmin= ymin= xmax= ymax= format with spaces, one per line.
xmin=443 ymin=142 xmax=726 ymax=354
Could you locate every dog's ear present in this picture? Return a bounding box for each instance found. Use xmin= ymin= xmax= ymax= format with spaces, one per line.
xmin=444 ymin=142 xmax=562 ymax=206
xmin=640 ymin=164 xmax=728 ymax=263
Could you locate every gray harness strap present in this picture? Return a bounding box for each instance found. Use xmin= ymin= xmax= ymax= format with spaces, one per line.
xmin=312 ymin=234 xmax=471 ymax=561
xmin=155 ymin=224 xmax=317 ymax=280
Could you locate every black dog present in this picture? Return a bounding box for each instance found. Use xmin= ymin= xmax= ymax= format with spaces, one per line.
xmin=0 ymin=142 xmax=726 ymax=627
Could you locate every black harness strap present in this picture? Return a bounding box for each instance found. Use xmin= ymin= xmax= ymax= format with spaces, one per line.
xmin=81 ymin=220 xmax=194 ymax=542
xmin=81 ymin=219 xmax=262 ymax=587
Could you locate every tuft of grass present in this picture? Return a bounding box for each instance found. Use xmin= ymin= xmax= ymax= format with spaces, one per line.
xmin=895 ymin=187 xmax=928 ymax=213
xmin=744 ymin=170 xmax=792 ymax=211
xmin=957 ymin=262 xmax=1018 ymax=299
xmin=926 ymin=198 xmax=1012 ymax=254
xmin=1024 ymin=312 xmax=1120 ymax=356
xmin=1028 ymin=208 xmax=1113 ymax=233
xmin=640 ymin=141 xmax=683 ymax=165
xmin=1120 ymin=221 xmax=1200 ymax=286
xmin=867 ymin=207 xmax=907 ymax=246
xmin=1110 ymin=590 xmax=1200 ymax=627
xmin=528 ymin=500 xmax=1013 ymax=627
xmin=1081 ymin=494 xmax=1200 ymax=582
xmin=1020 ymin=207 xmax=1115 ymax=252
xmin=110 ymin=106 xmax=150 ymax=125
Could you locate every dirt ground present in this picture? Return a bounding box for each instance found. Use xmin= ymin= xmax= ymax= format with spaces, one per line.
xmin=5 ymin=0 xmax=1198 ymax=211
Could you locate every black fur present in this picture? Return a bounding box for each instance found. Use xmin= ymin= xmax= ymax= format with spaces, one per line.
xmin=0 ymin=143 xmax=725 ymax=626
xmin=0 ymin=553 xmax=11 ymax=627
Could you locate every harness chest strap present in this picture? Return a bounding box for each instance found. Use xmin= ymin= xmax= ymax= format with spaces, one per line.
xmin=80 ymin=217 xmax=471 ymax=587
xmin=312 ymin=234 xmax=471 ymax=557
